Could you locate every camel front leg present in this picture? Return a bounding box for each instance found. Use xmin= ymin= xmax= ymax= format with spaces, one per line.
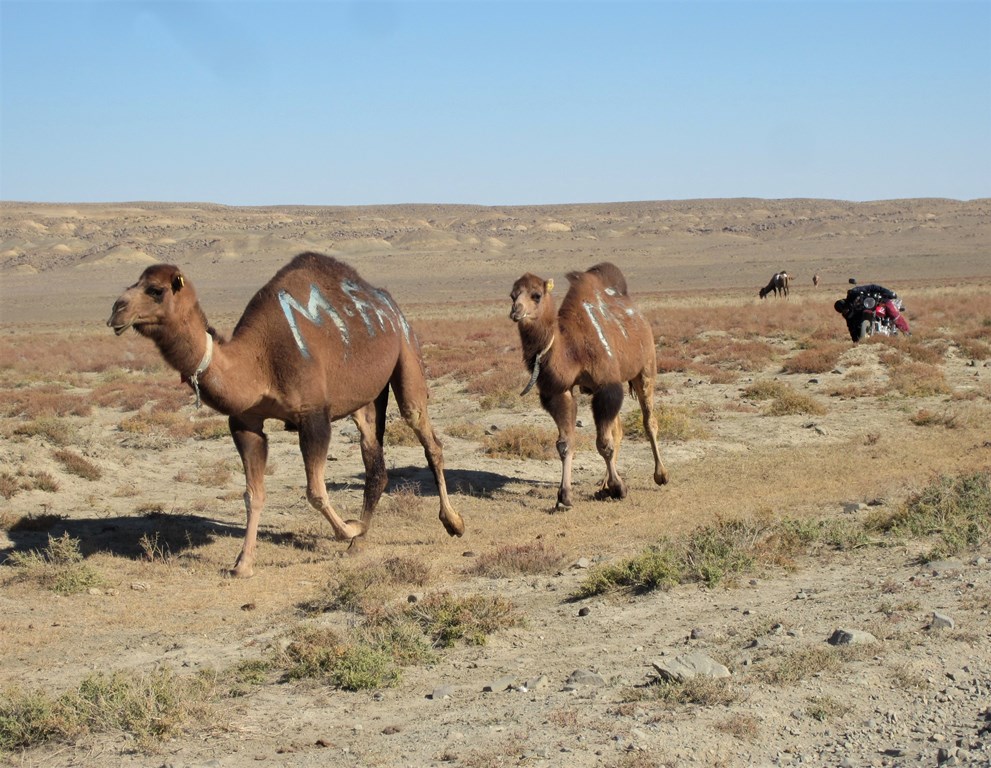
xmin=631 ymin=372 xmax=669 ymax=486
xmin=592 ymin=384 xmax=627 ymax=500
xmin=229 ymin=416 xmax=268 ymax=578
xmin=392 ymin=346 xmax=465 ymax=537
xmin=543 ymin=389 xmax=577 ymax=509
xmin=350 ymin=391 xmax=389 ymax=532
xmin=297 ymin=409 xmax=364 ymax=542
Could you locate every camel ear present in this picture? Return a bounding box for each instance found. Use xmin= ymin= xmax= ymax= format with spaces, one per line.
xmin=545 ymin=279 xmax=554 ymax=294
xmin=171 ymin=274 xmax=185 ymax=293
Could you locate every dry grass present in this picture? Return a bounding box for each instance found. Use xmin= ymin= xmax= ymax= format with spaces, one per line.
xmin=11 ymin=417 xmax=76 ymax=446
xmin=741 ymin=380 xmax=827 ymax=416
xmin=482 ymin=424 xmax=558 ymax=460
xmin=623 ymin=403 xmax=711 ymax=441
xmin=4 ymin=533 xmax=101 ymax=595
xmin=781 ymin=342 xmax=845 ymax=374
xmin=52 ymin=449 xmax=102 ymax=481
xmin=466 ymin=540 xmax=567 ymax=578
xmin=0 ymin=386 xmax=92 ymax=419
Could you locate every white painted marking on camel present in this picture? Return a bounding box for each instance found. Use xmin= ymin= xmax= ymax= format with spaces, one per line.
xmin=278 ymin=285 xmax=350 ymax=359
xmin=279 ymin=280 xmax=411 ymax=358
xmin=582 ymin=299 xmax=614 ymax=358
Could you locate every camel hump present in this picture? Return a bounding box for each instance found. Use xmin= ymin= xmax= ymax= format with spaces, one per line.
xmin=585 ymin=262 xmax=628 ymax=295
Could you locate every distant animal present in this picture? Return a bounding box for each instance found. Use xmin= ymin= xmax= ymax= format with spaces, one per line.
xmin=108 ymin=251 xmax=464 ymax=577
xmin=812 ymin=272 xmax=820 ymax=287
xmin=759 ymin=271 xmax=790 ymax=299
xmin=509 ymin=262 xmax=668 ymax=509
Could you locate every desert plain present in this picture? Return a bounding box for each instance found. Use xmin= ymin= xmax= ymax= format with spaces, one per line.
xmin=1 ymin=198 xmax=990 ymax=767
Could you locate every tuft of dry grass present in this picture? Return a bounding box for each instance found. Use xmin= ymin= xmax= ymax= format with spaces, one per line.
xmin=12 ymin=417 xmax=75 ymax=446
xmin=781 ymin=343 xmax=844 ymax=375
xmin=387 ymin=480 xmax=425 ymax=518
xmin=53 ymin=449 xmax=102 ymax=481
xmin=303 ymin=555 xmax=433 ymax=616
xmin=623 ymin=403 xmax=710 ymax=441
xmin=0 ymin=386 xmax=92 ymax=419
xmin=482 ymin=424 xmax=557 ymax=460
xmin=885 ymin=360 xmax=951 ymax=397
xmin=0 ymin=668 xmax=220 ymax=753
xmin=466 ymin=540 xmax=567 ymax=578
xmin=407 ymin=591 xmax=522 ymax=648
xmin=741 ymin=380 xmax=826 ymax=416
xmin=5 ymin=533 xmax=101 ymax=594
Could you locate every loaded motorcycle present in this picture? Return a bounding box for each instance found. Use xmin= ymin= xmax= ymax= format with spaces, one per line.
xmin=834 ymin=279 xmax=910 ymax=342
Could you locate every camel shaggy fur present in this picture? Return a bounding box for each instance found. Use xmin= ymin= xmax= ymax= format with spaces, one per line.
xmin=108 ymin=251 xmax=463 ymax=577
xmin=759 ymin=271 xmax=790 ymax=299
xmin=509 ymin=262 xmax=668 ymax=509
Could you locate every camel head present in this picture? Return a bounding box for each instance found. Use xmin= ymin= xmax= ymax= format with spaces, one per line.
xmin=107 ymin=264 xmax=197 ymax=338
xmin=509 ymin=273 xmax=554 ymax=324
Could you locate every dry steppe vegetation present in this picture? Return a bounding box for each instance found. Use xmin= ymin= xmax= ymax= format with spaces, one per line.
xmin=1 ymin=199 xmax=990 ymax=767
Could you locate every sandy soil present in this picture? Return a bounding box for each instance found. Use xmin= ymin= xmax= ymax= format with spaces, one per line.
xmin=1 ymin=199 xmax=989 ymax=767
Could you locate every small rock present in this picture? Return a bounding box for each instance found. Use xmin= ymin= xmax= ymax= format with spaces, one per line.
xmin=130 ymin=582 xmax=149 ymax=591
xmin=565 ymin=669 xmax=605 ymax=687
xmin=573 ymin=557 xmax=592 ymax=569
xmin=931 ymin=611 xmax=955 ymax=630
xmin=483 ymin=675 xmax=515 ymax=693
xmin=525 ymin=675 xmax=548 ymax=691
xmin=689 ymin=628 xmax=704 ymax=640
xmin=827 ymin=628 xmax=877 ymax=646
xmin=651 ymin=651 xmax=730 ymax=682
xmin=429 ymin=685 xmax=454 ymax=700
xmin=577 ymin=606 xmax=591 ymax=617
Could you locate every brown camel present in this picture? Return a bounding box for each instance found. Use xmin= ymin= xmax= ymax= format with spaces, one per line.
xmin=509 ymin=262 xmax=668 ymax=509
xmin=813 ymin=272 xmax=820 ymax=287
xmin=759 ymin=271 xmax=790 ymax=299
xmin=108 ymin=251 xmax=464 ymax=577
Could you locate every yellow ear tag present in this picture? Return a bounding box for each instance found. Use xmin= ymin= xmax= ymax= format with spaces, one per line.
xmin=545 ymin=279 xmax=554 ymax=293
xmin=177 ymin=275 xmax=185 ymax=288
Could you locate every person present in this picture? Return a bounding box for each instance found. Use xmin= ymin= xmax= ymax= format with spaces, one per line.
xmin=834 ymin=281 xmax=910 ymax=341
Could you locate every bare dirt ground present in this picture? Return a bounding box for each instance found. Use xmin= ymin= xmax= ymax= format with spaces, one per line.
xmin=1 ymin=199 xmax=990 ymax=767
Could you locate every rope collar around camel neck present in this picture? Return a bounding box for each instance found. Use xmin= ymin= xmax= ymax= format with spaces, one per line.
xmin=520 ymin=334 xmax=555 ymax=396
xmin=188 ymin=332 xmax=213 ymax=409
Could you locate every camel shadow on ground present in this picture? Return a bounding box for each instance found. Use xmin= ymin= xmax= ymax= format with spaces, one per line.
xmin=0 ymin=511 xmax=244 ymax=564
xmin=0 ymin=467 xmax=526 ymax=566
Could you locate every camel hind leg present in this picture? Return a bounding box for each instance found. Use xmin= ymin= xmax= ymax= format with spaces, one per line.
xmin=297 ymin=408 xmax=365 ymax=542
xmin=350 ymin=387 xmax=390 ymax=532
xmin=630 ymin=370 xmax=669 ymax=486
xmin=391 ymin=341 xmax=464 ymax=537
xmin=592 ymin=383 xmax=627 ymax=500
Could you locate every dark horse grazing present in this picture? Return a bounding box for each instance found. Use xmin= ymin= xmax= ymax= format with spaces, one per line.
xmin=509 ymin=262 xmax=668 ymax=509
xmin=108 ymin=252 xmax=464 ymax=577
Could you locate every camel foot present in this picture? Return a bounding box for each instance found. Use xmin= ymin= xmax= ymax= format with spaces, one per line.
xmin=229 ymin=563 xmax=254 ymax=579
xmin=440 ymin=509 xmax=465 ymax=537
xmin=555 ymin=489 xmax=574 ymax=511
xmin=341 ymin=519 xmax=367 ymax=541
xmin=655 ymin=470 xmax=670 ymax=486
xmin=594 ymin=481 xmax=627 ymax=501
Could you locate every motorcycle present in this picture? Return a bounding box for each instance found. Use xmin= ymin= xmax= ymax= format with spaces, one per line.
xmin=834 ymin=279 xmax=909 ymax=342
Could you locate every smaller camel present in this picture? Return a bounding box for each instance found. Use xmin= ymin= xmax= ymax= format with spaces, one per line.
xmin=108 ymin=252 xmax=464 ymax=577
xmin=812 ymin=272 xmax=820 ymax=287
xmin=759 ymin=271 xmax=790 ymax=299
xmin=509 ymin=262 xmax=668 ymax=509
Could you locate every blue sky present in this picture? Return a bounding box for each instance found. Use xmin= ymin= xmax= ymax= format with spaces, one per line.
xmin=1 ymin=0 xmax=989 ymax=206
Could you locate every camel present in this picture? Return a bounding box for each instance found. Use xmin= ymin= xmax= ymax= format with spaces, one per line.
xmin=108 ymin=251 xmax=464 ymax=577
xmin=812 ymin=272 xmax=820 ymax=287
xmin=509 ymin=262 xmax=668 ymax=509
xmin=759 ymin=271 xmax=790 ymax=299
